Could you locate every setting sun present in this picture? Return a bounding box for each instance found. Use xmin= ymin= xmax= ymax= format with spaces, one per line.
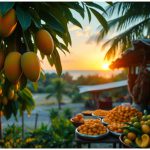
xmin=102 ymin=63 xmax=110 ymax=70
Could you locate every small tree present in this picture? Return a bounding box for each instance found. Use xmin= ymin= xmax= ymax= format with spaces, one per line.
xmin=46 ymin=78 xmax=71 ymax=109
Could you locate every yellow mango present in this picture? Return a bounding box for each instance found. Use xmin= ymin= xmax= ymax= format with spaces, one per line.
xmin=135 ymin=134 xmax=149 ymax=148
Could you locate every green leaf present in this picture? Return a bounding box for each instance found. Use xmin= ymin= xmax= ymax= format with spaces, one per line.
xmin=40 ymin=71 xmax=46 ymax=81
xmin=85 ymin=2 xmax=107 ymax=14
xmin=0 ymin=2 xmax=15 ymax=16
xmin=32 ymin=82 xmax=38 ymax=91
xmin=69 ymin=17 xmax=82 ymax=29
xmin=86 ymin=7 xmax=91 ymax=23
xmin=28 ymin=8 xmax=41 ymax=29
xmin=90 ymin=8 xmax=108 ymax=32
xmin=39 ymin=9 xmax=64 ymax=33
xmin=107 ymin=2 xmax=113 ymax=6
xmin=16 ymin=6 xmax=32 ymax=31
xmin=63 ymin=2 xmax=85 ymax=19
xmin=52 ymin=49 xmax=62 ymax=76
xmin=24 ymin=30 xmax=34 ymax=51
xmin=47 ymin=55 xmax=54 ymax=67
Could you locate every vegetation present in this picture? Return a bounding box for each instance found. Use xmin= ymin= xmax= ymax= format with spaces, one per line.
xmin=0 ymin=109 xmax=75 ymax=148
xmin=46 ymin=78 xmax=72 ymax=109
xmin=97 ymin=2 xmax=150 ymax=60
xmin=0 ymin=2 xmax=111 ymax=119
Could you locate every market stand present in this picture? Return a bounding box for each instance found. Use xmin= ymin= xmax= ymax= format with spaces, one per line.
xmin=110 ymin=39 xmax=150 ymax=111
xmin=73 ymin=40 xmax=150 ymax=148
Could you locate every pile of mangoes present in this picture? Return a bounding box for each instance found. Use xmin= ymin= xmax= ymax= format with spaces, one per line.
xmin=122 ymin=111 xmax=150 ymax=148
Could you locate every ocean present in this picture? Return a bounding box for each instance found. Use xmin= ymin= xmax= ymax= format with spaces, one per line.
xmin=45 ymin=70 xmax=123 ymax=79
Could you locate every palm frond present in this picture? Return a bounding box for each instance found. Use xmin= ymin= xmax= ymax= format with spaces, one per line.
xmin=104 ymin=18 xmax=150 ymax=60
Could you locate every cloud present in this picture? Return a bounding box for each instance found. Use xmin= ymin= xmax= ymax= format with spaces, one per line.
xmin=75 ymin=25 xmax=92 ymax=38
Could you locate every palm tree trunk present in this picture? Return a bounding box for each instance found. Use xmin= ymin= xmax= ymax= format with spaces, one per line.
xmin=58 ymin=100 xmax=61 ymax=109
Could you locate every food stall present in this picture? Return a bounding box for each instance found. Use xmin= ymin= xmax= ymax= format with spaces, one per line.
xmin=71 ymin=39 xmax=150 ymax=148
xmin=110 ymin=39 xmax=150 ymax=112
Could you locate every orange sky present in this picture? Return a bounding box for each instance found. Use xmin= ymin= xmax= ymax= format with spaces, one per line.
xmin=40 ymin=4 xmax=118 ymax=71
xmin=40 ymin=24 xmax=113 ymax=71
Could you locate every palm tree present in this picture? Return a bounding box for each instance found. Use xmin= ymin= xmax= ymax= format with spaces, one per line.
xmin=97 ymin=2 xmax=150 ymax=60
xmin=46 ymin=78 xmax=72 ymax=109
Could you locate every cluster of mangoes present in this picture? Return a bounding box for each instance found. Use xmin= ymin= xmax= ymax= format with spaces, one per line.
xmin=122 ymin=112 xmax=150 ymax=148
xmin=0 ymin=73 xmax=20 ymax=105
xmin=0 ymin=8 xmax=55 ymax=107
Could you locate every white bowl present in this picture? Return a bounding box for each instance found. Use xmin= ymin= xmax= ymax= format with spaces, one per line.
xmin=102 ymin=118 xmax=109 ymax=125
xmin=92 ymin=113 xmax=105 ymax=119
xmin=75 ymin=128 xmax=109 ymax=140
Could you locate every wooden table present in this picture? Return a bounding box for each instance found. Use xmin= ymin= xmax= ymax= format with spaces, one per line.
xmin=75 ymin=133 xmax=122 ymax=148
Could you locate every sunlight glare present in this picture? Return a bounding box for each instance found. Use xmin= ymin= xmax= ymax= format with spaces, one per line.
xmin=102 ymin=63 xmax=110 ymax=70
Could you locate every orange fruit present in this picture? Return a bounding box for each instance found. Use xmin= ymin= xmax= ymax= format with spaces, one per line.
xmin=142 ymin=125 xmax=150 ymax=134
xmin=21 ymin=52 xmax=41 ymax=82
xmin=4 ymin=52 xmax=22 ymax=83
xmin=0 ymin=9 xmax=17 ymax=37
xmin=127 ymin=132 xmax=136 ymax=141
xmin=35 ymin=29 xmax=54 ymax=55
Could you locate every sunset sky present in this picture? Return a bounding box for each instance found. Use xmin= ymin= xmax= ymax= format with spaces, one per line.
xmin=41 ymin=2 xmax=117 ymax=71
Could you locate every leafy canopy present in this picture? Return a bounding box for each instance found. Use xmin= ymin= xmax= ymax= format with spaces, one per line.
xmin=97 ymin=2 xmax=150 ymax=60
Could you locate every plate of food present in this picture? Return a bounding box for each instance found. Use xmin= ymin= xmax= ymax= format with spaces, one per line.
xmin=92 ymin=109 xmax=109 ymax=119
xmin=107 ymin=122 xmax=125 ymax=136
xmin=75 ymin=121 xmax=109 ymax=140
xmin=70 ymin=114 xmax=84 ymax=127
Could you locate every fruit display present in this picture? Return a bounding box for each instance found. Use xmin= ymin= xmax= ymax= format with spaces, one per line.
xmin=84 ymin=118 xmax=101 ymax=124
xmin=81 ymin=110 xmax=93 ymax=116
xmin=92 ymin=109 xmax=109 ymax=117
xmin=103 ymin=105 xmax=142 ymax=124
xmin=77 ymin=119 xmax=107 ymax=135
xmin=108 ymin=122 xmax=125 ymax=134
xmin=121 ymin=111 xmax=150 ymax=148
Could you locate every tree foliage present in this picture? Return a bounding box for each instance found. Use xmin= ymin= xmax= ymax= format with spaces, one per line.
xmin=97 ymin=2 xmax=150 ymax=60
xmin=0 ymin=2 xmax=110 ymax=119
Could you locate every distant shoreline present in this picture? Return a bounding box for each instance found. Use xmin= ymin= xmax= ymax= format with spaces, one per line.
xmin=44 ymin=69 xmax=123 ymax=79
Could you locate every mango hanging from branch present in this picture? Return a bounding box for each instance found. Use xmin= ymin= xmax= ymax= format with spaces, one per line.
xmin=21 ymin=52 xmax=41 ymax=82
xmin=35 ymin=29 xmax=54 ymax=55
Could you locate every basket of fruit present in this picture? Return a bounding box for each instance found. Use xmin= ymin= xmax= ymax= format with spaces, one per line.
xmin=120 ymin=111 xmax=150 ymax=148
xmin=92 ymin=109 xmax=109 ymax=118
xmin=75 ymin=119 xmax=109 ymax=140
xmin=70 ymin=114 xmax=84 ymax=127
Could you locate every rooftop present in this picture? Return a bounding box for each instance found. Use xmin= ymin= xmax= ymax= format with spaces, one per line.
xmin=110 ymin=39 xmax=150 ymax=69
